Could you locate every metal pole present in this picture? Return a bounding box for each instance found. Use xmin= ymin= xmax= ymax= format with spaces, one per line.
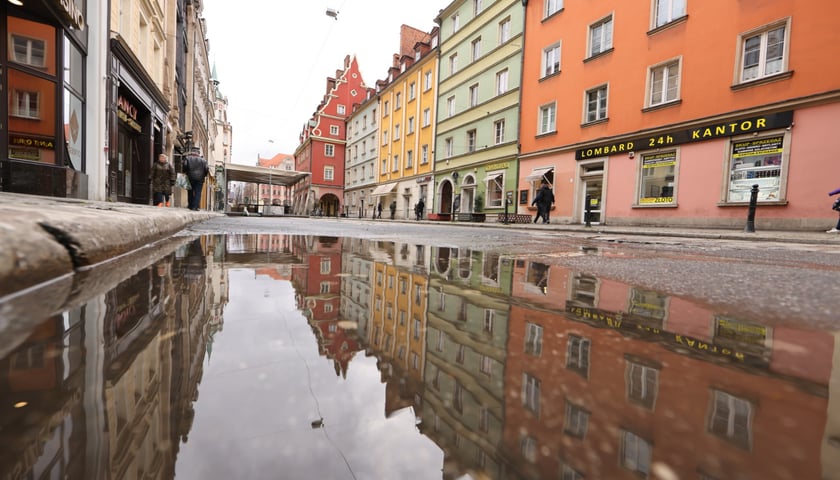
xmin=744 ymin=184 xmax=759 ymax=233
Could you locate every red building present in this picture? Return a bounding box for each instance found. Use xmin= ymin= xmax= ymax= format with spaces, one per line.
xmin=292 ymin=56 xmax=368 ymax=216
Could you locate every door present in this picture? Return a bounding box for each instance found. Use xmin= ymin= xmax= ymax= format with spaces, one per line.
xmin=582 ymin=179 xmax=603 ymax=225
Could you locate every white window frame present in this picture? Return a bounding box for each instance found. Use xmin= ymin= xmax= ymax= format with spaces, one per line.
xmin=407 ymin=117 xmax=415 ymax=134
xmin=724 ymin=129 xmax=789 ymax=203
xmin=324 ymin=144 xmax=335 ymax=157
xmin=647 ymin=58 xmax=681 ymax=107
xmin=392 ymin=154 xmax=399 ymax=172
xmin=421 ymin=145 xmax=429 ymax=164
xmin=469 ymin=83 xmax=479 ymax=107
xmin=382 ymin=130 xmax=389 ymax=146
xmin=543 ymin=42 xmax=561 ymax=77
xmin=424 ymin=70 xmax=433 ymax=90
xmin=324 ymin=166 xmax=334 ymax=180
xmin=447 ymin=96 xmax=456 ymax=117
xmin=496 ymin=69 xmax=509 ymax=95
xmin=393 ymin=124 xmax=400 ymax=140
xmin=449 ymin=53 xmax=459 ymax=75
xmin=395 ymin=92 xmax=402 ymax=110
xmin=423 ymin=108 xmax=431 ymax=127
xmin=545 ymin=0 xmax=564 ymax=18
xmin=637 ymin=149 xmax=679 ymax=206
xmin=539 ymin=103 xmax=556 ymax=134
xmin=473 ymin=0 xmax=483 ymax=15
xmin=486 ymin=172 xmax=505 ymax=208
xmin=494 ymin=119 xmax=506 ymax=144
xmin=11 ymin=34 xmax=47 ymax=67
xmin=445 ymin=137 xmax=454 ymax=158
xmin=409 ymin=82 xmax=416 ymax=100
xmin=330 ymin=125 xmax=339 ymax=135
xmin=737 ymin=20 xmax=789 ymax=84
xmin=467 ymin=129 xmax=477 ymax=152
xmin=337 ymin=104 xmax=346 ymax=115
xmin=499 ymin=17 xmax=512 ymax=43
xmin=406 ymin=150 xmax=414 ymax=168
xmin=584 ymin=84 xmax=609 ymax=123
xmin=588 ymin=14 xmax=614 ymax=57
xmin=472 ymin=37 xmax=482 ymax=62
xmin=621 ymin=431 xmax=652 ymax=476
xmin=522 ymin=373 xmax=541 ymax=417
xmin=452 ymin=13 xmax=460 ymax=33
xmin=652 ymin=0 xmax=686 ymax=29
xmin=12 ymin=89 xmax=40 ymax=119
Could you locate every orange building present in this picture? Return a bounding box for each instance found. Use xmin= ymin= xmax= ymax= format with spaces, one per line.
xmin=518 ymin=0 xmax=840 ymax=230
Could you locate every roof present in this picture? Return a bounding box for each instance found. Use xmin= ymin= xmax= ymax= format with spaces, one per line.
xmin=224 ymin=163 xmax=309 ymax=186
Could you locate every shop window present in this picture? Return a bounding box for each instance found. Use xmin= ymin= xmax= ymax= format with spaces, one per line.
xmin=725 ymin=131 xmax=787 ymax=202
xmin=714 ymin=316 xmax=770 ymax=355
xmin=486 ymin=172 xmax=504 ymax=207
xmin=627 ymin=287 xmax=669 ymax=327
xmin=637 ymin=150 xmax=677 ymax=206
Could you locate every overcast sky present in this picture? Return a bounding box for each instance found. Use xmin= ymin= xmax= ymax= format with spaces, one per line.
xmin=202 ymin=1 xmax=446 ymax=164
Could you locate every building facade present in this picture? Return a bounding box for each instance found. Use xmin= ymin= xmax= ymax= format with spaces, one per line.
xmin=432 ymin=0 xmax=524 ymax=221
xmin=292 ymin=55 xmax=366 ymax=216
xmin=344 ymin=90 xmax=379 ymax=218
xmin=372 ymin=25 xmax=440 ymax=221
xmin=1 ymin=0 xmax=108 ymax=200
xmin=518 ymin=0 xmax=840 ymax=230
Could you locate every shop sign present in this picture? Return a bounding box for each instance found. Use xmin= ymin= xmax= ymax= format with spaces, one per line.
xmin=485 ymin=162 xmax=510 ymax=171
xmin=55 ymin=0 xmax=86 ymax=30
xmin=9 ymin=146 xmax=41 ymax=161
xmin=10 ymin=134 xmax=55 ymax=150
xmin=117 ymin=96 xmax=142 ymax=132
xmin=575 ymin=110 xmax=793 ymax=160
xmin=416 ymin=175 xmax=432 ymax=184
xmin=731 ymin=135 xmax=784 ymax=159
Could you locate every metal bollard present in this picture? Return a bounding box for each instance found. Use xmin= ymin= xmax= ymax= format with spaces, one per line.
xmin=585 ymin=194 xmax=592 ymax=228
xmin=744 ymin=184 xmax=759 ymax=233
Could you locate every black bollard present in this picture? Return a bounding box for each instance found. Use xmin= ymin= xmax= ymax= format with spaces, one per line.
xmin=585 ymin=194 xmax=592 ymax=228
xmin=744 ymin=184 xmax=759 ymax=233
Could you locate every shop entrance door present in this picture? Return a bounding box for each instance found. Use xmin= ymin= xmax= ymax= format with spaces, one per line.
xmin=582 ymin=179 xmax=603 ymax=225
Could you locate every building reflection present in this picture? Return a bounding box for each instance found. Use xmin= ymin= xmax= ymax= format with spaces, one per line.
xmin=0 ymin=236 xmax=228 ymax=479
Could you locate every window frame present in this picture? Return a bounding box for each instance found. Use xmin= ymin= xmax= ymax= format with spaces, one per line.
xmin=499 ymin=17 xmax=512 ymax=44
xmin=646 ymin=58 xmax=681 ymax=107
xmin=651 ymin=0 xmax=686 ymax=29
xmin=496 ymin=69 xmax=509 ymax=95
xmin=469 ymin=83 xmax=480 ymax=107
xmin=539 ymin=102 xmax=557 ymax=135
xmin=584 ymin=84 xmax=609 ymax=124
xmin=542 ymin=42 xmax=562 ymax=78
xmin=736 ymin=19 xmax=790 ymax=85
xmin=723 ymin=129 xmax=790 ymax=204
xmin=467 ymin=129 xmax=477 ymax=152
xmin=11 ymin=34 xmax=47 ymax=68
xmin=324 ymin=165 xmax=334 ymax=181
xmin=471 ymin=36 xmax=482 ymax=62
xmin=635 ymin=149 xmax=679 ymax=206
xmin=545 ymin=0 xmax=564 ymax=18
xmin=493 ymin=119 xmax=506 ymax=144
xmin=324 ymin=144 xmax=335 ymax=157
xmin=588 ymin=14 xmax=614 ymax=58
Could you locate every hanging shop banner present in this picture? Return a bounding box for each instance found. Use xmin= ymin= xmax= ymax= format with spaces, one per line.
xmin=575 ymin=110 xmax=793 ymax=160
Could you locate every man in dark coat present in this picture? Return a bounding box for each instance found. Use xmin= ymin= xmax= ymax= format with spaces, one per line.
xmin=415 ymin=197 xmax=425 ymax=220
xmin=389 ymin=200 xmax=397 ymax=220
xmin=531 ymin=181 xmax=555 ymax=224
xmin=182 ymin=147 xmax=208 ymax=211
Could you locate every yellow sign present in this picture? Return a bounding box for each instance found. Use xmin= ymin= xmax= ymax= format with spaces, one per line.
xmin=640 ymin=197 xmax=673 ymax=204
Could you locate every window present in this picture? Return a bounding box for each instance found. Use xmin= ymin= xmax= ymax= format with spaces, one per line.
xmin=522 ymin=373 xmax=540 ymax=417
xmin=588 ymin=15 xmax=614 ymax=57
xmin=469 ymin=84 xmax=479 ymax=107
xmin=382 ymin=158 xmax=388 ymax=172
xmin=411 ymin=352 xmax=419 ymax=369
xmin=564 ymin=402 xmax=589 ymax=439
xmin=447 ymin=96 xmax=456 ymax=117
xmin=493 ymin=119 xmax=506 ymax=144
xmin=337 ymin=104 xmax=346 ymax=115
xmin=423 ymin=108 xmax=431 ymax=127
xmin=521 ymin=435 xmax=538 ymax=463
xmin=543 ymin=43 xmax=561 ymax=77
xmin=456 ymin=345 xmax=466 ymax=364
xmin=445 ymin=138 xmax=454 ymax=158
xmin=394 ymin=124 xmax=400 ymax=140
xmin=627 ymin=361 xmax=659 ymax=409
xmin=449 ymin=53 xmax=459 ymax=75
xmin=639 ymin=150 xmax=677 ymax=205
xmin=726 ymin=132 xmax=786 ymax=202
xmin=546 ymin=0 xmax=564 ymax=17
xmin=567 ymin=335 xmax=591 ymax=377
xmin=409 ymin=82 xmax=416 ymax=100
xmin=486 ymin=173 xmax=504 ymax=207
xmin=499 ymin=17 xmax=511 ymax=43
xmin=421 ymin=145 xmax=429 ymax=164
xmin=621 ymin=431 xmax=652 ymax=476
xmin=473 ymin=0 xmax=482 ymax=15
xmin=408 ymin=117 xmax=415 ymax=134
xmin=12 ymin=90 xmax=40 ymax=119
xmin=524 ymin=322 xmax=543 ymax=356
xmin=437 ymin=330 xmax=445 ymax=351
xmin=383 ymin=101 xmax=389 ymax=114
xmin=653 ymin=0 xmax=686 ymax=28
xmin=323 ymin=165 xmax=334 ymax=181
xmin=648 ymin=60 xmax=680 ymax=107
xmin=467 ymin=130 xmax=477 ymax=152
xmin=320 ymin=257 xmax=332 ymax=274
xmin=451 ymin=13 xmax=460 ymax=33
xmin=330 ymin=125 xmax=340 ymax=135
xmin=496 ymin=69 xmax=509 ymax=95
xmin=483 ymin=310 xmax=494 ymax=334
xmin=393 ymin=155 xmax=399 ymax=171
xmin=11 ymin=35 xmax=46 ymax=67
xmin=585 ymin=85 xmax=608 ymax=123
xmin=424 ymin=70 xmax=433 ymax=90
xmin=479 ymin=407 xmax=490 ymax=432
xmin=561 ymin=464 xmax=584 ymax=480
xmin=382 ymin=130 xmax=388 ymax=145
xmin=406 ymin=150 xmax=414 ymax=168
xmin=395 ymin=92 xmax=402 ymax=110
xmin=472 ymin=37 xmax=482 ymax=61
xmin=539 ymin=103 xmax=557 ymax=134
xmin=739 ymin=22 xmax=787 ymax=83
xmin=709 ymin=390 xmax=753 ymax=449
xmin=320 ymin=281 xmax=331 ymax=293
xmin=325 ymin=144 xmax=335 ymax=157
xmin=480 ymin=355 xmax=492 ymax=375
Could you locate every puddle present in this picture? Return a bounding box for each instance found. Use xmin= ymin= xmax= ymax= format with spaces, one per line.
xmin=0 ymin=234 xmax=837 ymax=479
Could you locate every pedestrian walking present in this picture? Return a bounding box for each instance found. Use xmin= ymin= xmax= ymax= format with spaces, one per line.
xmin=828 ymin=188 xmax=840 ymax=233
xmin=151 ymin=153 xmax=175 ymax=207
xmin=390 ymin=200 xmax=397 ymax=220
xmin=531 ymin=181 xmax=555 ymax=224
xmin=415 ymin=198 xmax=425 ymax=220
xmin=376 ymin=202 xmax=383 ymax=219
xmin=182 ymin=147 xmax=209 ymax=211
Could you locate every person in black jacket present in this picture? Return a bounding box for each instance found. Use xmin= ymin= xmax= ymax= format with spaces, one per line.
xmin=182 ymin=147 xmax=208 ymax=211
xmin=531 ymin=181 xmax=555 ymax=224
xmin=151 ymin=154 xmax=175 ymax=207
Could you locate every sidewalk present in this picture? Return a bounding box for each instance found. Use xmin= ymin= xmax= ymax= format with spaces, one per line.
xmin=0 ymin=192 xmax=217 ymax=298
xmin=1 ymin=192 xmax=836 ymax=299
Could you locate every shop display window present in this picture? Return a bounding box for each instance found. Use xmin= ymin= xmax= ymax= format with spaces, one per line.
xmin=726 ymin=131 xmax=788 ymax=202
xmin=637 ymin=150 xmax=677 ymax=205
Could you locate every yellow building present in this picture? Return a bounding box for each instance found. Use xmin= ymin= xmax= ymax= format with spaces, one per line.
xmin=372 ymin=25 xmax=440 ymax=220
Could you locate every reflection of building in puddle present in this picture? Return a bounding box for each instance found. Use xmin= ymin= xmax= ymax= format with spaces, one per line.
xmin=502 ymin=259 xmax=833 ymax=480
xmin=0 ymin=236 xmax=229 ymax=479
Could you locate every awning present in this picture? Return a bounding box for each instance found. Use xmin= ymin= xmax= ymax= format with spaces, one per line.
xmin=483 ymin=173 xmax=503 ymax=183
xmin=371 ymin=182 xmax=397 ymax=196
xmin=525 ymin=167 xmax=554 ymax=182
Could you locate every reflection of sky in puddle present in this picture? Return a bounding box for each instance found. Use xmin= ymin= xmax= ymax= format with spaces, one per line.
xmin=0 ymin=234 xmax=837 ymax=480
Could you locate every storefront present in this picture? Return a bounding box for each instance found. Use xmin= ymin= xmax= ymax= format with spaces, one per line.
xmin=108 ymin=37 xmax=168 ymax=204
xmin=1 ymin=1 xmax=90 ymax=197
